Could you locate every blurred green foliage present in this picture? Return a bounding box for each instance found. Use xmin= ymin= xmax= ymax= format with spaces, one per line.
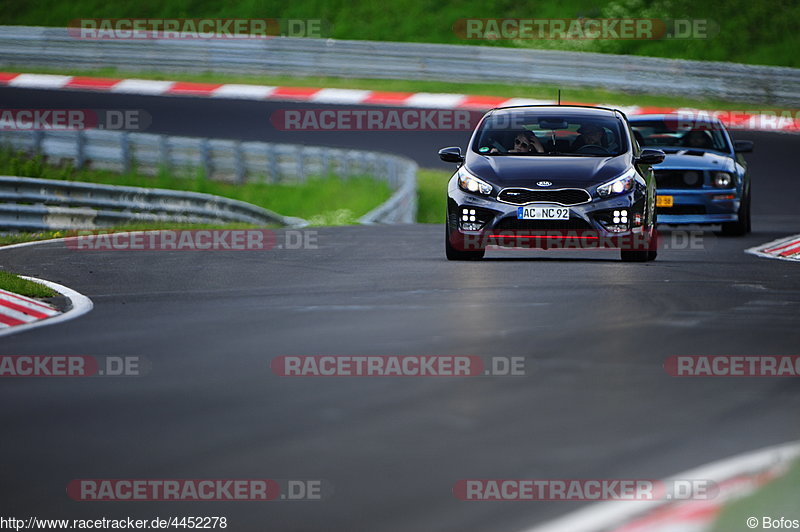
xmin=2 ymin=0 xmax=798 ymax=66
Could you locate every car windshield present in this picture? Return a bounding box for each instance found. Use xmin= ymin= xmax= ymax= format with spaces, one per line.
xmin=472 ymin=112 xmax=626 ymax=157
xmin=631 ymin=119 xmax=730 ymax=152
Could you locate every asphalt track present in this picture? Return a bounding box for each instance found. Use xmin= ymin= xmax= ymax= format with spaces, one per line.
xmin=1 ymin=86 xmax=799 ymax=532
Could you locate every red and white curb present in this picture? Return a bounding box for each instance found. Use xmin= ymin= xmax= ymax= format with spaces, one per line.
xmin=524 ymin=441 xmax=800 ymax=532
xmin=746 ymin=234 xmax=800 ymax=262
xmin=0 ymin=273 xmax=93 ymax=338
xmin=0 ymin=287 xmax=60 ymax=329
xmin=2 ymin=72 xmax=799 ymax=133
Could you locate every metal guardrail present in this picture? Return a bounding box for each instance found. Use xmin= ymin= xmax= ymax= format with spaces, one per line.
xmin=0 ymin=129 xmax=418 ymax=229
xmin=0 ymin=175 xmax=306 ymax=231
xmin=1 ymin=26 xmax=799 ymax=104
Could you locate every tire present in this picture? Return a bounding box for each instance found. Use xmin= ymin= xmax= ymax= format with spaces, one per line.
xmin=622 ymin=208 xmax=657 ymax=262
xmin=445 ymin=226 xmax=485 ymax=261
xmin=647 ymin=209 xmax=658 ymax=261
xmin=621 ymin=249 xmax=651 ymax=262
xmin=720 ymin=190 xmax=750 ymax=236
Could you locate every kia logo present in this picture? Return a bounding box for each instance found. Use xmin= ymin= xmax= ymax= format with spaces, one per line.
xmin=537 ymin=181 xmax=553 ymax=187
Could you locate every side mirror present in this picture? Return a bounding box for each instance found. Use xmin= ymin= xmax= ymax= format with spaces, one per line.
xmin=438 ymin=147 xmax=464 ymax=163
xmin=734 ymin=140 xmax=754 ymax=153
xmin=636 ymin=148 xmax=666 ymax=165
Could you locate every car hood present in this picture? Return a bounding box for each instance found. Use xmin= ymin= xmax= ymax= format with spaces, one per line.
xmin=652 ymin=150 xmax=735 ymax=172
xmin=465 ymin=154 xmax=628 ymax=189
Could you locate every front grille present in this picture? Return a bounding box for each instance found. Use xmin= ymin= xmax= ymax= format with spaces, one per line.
xmin=493 ymin=218 xmax=594 ymax=232
xmin=498 ymin=188 xmax=591 ymax=206
xmin=658 ymin=205 xmax=707 ymax=215
xmin=655 ymin=170 xmax=704 ymax=189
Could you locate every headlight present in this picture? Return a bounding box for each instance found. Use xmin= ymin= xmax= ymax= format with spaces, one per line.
xmin=712 ymin=172 xmax=734 ymax=188
xmin=597 ymin=172 xmax=636 ymax=198
xmin=457 ymin=168 xmax=493 ymax=195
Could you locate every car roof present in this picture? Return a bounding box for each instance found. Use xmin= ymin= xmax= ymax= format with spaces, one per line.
xmin=490 ymin=104 xmax=622 ymax=118
xmin=628 ymin=113 xmax=725 ymax=125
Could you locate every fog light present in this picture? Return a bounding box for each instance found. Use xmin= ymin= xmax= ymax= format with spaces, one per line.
xmin=712 ymin=194 xmax=736 ymax=200
xmin=683 ymin=171 xmax=701 ymax=186
xmin=606 ymin=224 xmax=628 ymax=233
xmin=461 ymin=222 xmax=483 ymax=231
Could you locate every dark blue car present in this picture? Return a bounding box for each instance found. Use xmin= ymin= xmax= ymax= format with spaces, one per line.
xmin=439 ymin=105 xmax=665 ymax=262
xmin=629 ymin=114 xmax=753 ymax=235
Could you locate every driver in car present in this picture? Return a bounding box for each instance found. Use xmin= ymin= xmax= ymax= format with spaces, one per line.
xmin=571 ymin=124 xmax=605 ymax=152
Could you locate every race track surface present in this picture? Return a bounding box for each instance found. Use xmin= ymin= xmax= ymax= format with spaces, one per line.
xmin=1 ymin=86 xmax=799 ymax=531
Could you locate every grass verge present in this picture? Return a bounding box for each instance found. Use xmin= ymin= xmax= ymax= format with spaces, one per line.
xmin=0 ymin=66 xmax=777 ymax=112
xmin=0 ymin=148 xmax=392 ymax=224
xmin=416 ymin=168 xmax=450 ymax=224
xmin=0 ymin=222 xmax=262 ymax=247
xmin=3 ymin=0 xmax=798 ymax=67
xmin=710 ymin=460 xmax=800 ymax=531
xmin=0 ymin=270 xmax=57 ymax=298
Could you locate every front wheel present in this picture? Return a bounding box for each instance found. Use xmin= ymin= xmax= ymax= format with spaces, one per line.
xmin=445 ymin=226 xmax=485 ymax=261
xmin=621 ymin=213 xmax=657 ymax=262
xmin=720 ymin=190 xmax=751 ymax=236
xmin=620 ymin=249 xmax=651 ymax=262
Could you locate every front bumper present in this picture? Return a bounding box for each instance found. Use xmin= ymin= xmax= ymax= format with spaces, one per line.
xmin=447 ymin=184 xmax=652 ymax=251
xmin=655 ymin=189 xmax=740 ymax=225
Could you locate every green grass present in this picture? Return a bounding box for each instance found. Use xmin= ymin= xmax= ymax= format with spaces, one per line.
xmin=0 ymin=222 xmax=262 ymax=246
xmin=2 ymin=0 xmax=798 ymax=67
xmin=710 ymin=460 xmax=800 ymax=531
xmin=0 ymin=148 xmax=392 ymax=224
xmin=0 ymin=270 xmax=57 ymax=298
xmin=2 ymin=65 xmax=779 ymax=111
xmin=416 ymin=168 xmax=450 ymax=224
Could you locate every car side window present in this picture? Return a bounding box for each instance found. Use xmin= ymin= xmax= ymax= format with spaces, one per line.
xmin=628 ymin=123 xmax=641 ymax=156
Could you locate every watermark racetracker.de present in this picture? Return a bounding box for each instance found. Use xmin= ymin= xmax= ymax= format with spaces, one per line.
xmin=0 ymin=355 xmax=146 ymax=377
xmin=68 ymin=18 xmax=331 ymax=39
xmin=665 ymin=356 xmax=800 ymax=377
xmin=453 ymin=18 xmax=718 ymax=40
xmin=0 ymin=109 xmax=150 ymax=131
xmin=67 ymin=479 xmax=331 ymax=501
xmin=453 ymin=478 xmax=719 ymax=501
xmin=271 ymin=355 xmax=527 ymax=377
xmin=64 ymin=230 xmax=319 ymax=251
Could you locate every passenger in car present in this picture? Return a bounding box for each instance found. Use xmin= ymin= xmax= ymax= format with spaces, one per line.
xmin=508 ymin=131 xmax=544 ymax=153
xmin=490 ymin=131 xmax=544 ymax=154
xmin=682 ymin=129 xmax=714 ymax=149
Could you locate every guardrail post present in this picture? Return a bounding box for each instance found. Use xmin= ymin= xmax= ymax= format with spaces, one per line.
xmin=321 ymin=150 xmax=330 ymax=178
xmin=296 ymin=146 xmax=305 ymax=182
xmin=158 ymin=135 xmax=170 ymax=173
xmin=358 ymin=151 xmax=369 ymax=179
xmin=200 ymin=138 xmax=212 ymax=179
xmin=75 ymin=130 xmax=86 ymax=169
xmin=120 ymin=132 xmax=131 ymax=174
xmin=265 ymin=144 xmax=278 ymax=183
xmin=234 ymin=141 xmax=245 ymax=184
xmin=33 ymin=130 xmax=44 ymax=156
xmin=393 ymin=160 xmax=399 ymax=187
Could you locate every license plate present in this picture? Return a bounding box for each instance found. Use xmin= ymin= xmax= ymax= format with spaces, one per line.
xmin=656 ymin=195 xmax=674 ymax=207
xmin=517 ymin=206 xmax=570 ymax=220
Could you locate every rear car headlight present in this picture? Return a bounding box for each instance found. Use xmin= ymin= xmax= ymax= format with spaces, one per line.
xmin=597 ymin=172 xmax=635 ymax=198
xmin=457 ymin=168 xmax=493 ymax=196
xmin=712 ymin=172 xmax=734 ymax=188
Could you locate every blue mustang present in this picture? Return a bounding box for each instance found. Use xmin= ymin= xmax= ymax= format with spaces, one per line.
xmin=629 ymin=114 xmax=753 ymax=235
